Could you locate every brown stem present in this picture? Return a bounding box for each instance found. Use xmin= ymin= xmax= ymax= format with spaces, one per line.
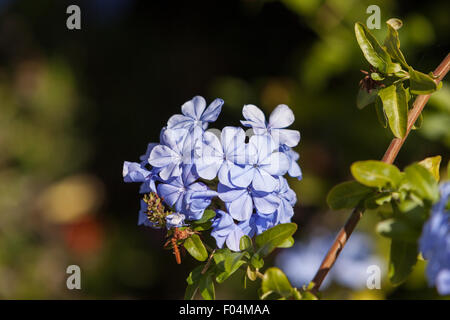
xmin=310 ymin=53 xmax=450 ymax=293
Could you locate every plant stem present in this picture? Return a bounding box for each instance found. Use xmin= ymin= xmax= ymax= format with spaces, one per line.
xmin=310 ymin=53 xmax=450 ymax=294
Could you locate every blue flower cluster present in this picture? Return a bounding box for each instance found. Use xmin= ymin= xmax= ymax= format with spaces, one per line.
xmin=419 ymin=182 xmax=450 ymax=295
xmin=123 ymin=96 xmax=302 ymax=252
xmin=276 ymin=232 xmax=384 ymax=290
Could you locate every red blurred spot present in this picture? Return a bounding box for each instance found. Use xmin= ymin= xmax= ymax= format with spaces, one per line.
xmin=63 ymin=216 xmax=103 ymax=255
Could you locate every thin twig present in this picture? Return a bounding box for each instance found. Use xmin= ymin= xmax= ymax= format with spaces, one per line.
xmin=310 ymin=53 xmax=450 ymax=293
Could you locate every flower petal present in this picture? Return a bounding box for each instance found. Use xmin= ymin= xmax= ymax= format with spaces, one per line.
xmin=226 ymin=226 xmax=245 ymax=252
xmin=200 ymin=98 xmax=224 ymax=122
xmin=268 ymin=104 xmax=295 ymax=129
xmin=167 ymin=114 xmax=193 ymax=130
xmin=242 ymin=104 xmax=266 ymax=129
xmin=123 ymin=161 xmax=150 ymax=182
xmin=262 ymin=152 xmax=290 ymax=176
xmin=181 ymin=96 xmax=206 ymax=120
xmin=229 ymin=165 xmax=254 ymax=188
xmin=271 ymin=128 xmax=301 ymax=148
xmin=252 ymin=169 xmax=277 ymax=192
xmin=227 ymin=193 xmax=253 ymax=221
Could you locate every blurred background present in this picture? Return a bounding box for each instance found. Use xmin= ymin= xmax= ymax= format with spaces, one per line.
xmin=0 ymin=0 xmax=448 ymax=299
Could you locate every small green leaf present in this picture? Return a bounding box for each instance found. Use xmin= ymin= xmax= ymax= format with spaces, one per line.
xmin=404 ymin=163 xmax=439 ymax=202
xmin=386 ymin=18 xmax=403 ymax=30
xmin=261 ymin=267 xmax=294 ymax=299
xmin=389 ymin=240 xmax=418 ymax=285
xmin=354 ymin=22 xmax=401 ymax=74
xmin=374 ymin=95 xmax=388 ymax=128
xmin=277 ymin=236 xmax=294 ymax=249
xmin=250 ymin=253 xmax=264 ymax=269
xmin=411 ymin=113 xmax=423 ymax=130
xmin=418 ymin=155 xmax=441 ymax=182
xmin=378 ymin=83 xmax=408 ymax=138
xmin=370 ymin=73 xmax=385 ymax=81
xmin=364 ymin=192 xmax=392 ymax=209
xmin=408 ymin=67 xmax=438 ymax=95
xmin=377 ymin=218 xmax=421 ymax=242
xmin=247 ymin=266 xmax=258 ymax=281
xmin=240 ymin=235 xmax=253 ymax=251
xmin=351 ymin=160 xmax=402 ymax=188
xmin=185 ymin=265 xmax=204 ymax=300
xmin=255 ymin=223 xmax=298 ymax=257
xmin=198 ymin=274 xmax=215 ymax=300
xmin=384 ymin=22 xmax=408 ymax=68
xmin=216 ymin=256 xmax=246 ymax=283
xmin=326 ymin=180 xmax=374 ymax=210
xmin=184 ymin=234 xmax=208 ymax=262
xmin=191 ymin=209 xmax=216 ymax=225
xmin=357 ymin=88 xmax=378 ymax=109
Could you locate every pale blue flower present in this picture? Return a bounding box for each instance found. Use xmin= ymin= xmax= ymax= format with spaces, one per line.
xmin=195 ymin=126 xmax=247 ymax=186
xmin=123 ymin=160 xmax=159 ymax=194
xmin=229 ymin=135 xmax=289 ymax=193
xmin=156 ymin=165 xmax=216 ymax=220
xmin=166 ymin=212 xmax=186 ymax=229
xmin=211 ymin=210 xmax=245 ymax=252
xmin=241 ymin=104 xmax=300 ymax=148
xmin=273 ymin=177 xmax=297 ymax=224
xmin=419 ymin=182 xmax=450 ymax=295
xmin=167 ymin=96 xmax=223 ymax=140
xmin=217 ymin=183 xmax=279 ymax=221
xmin=238 ymin=212 xmax=278 ymax=237
xmin=279 ymin=144 xmax=302 ymax=180
xmin=149 ymin=128 xmax=195 ymax=180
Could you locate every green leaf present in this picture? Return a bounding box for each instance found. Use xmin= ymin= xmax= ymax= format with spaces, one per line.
xmin=386 ymin=18 xmax=403 ymax=30
xmin=250 ymin=253 xmax=264 ymax=269
xmin=351 ymin=160 xmax=402 ymax=189
xmin=374 ymin=95 xmax=388 ymax=128
xmin=370 ymin=73 xmax=385 ymax=81
xmin=261 ymin=267 xmax=294 ymax=299
xmin=357 ymin=88 xmax=378 ymax=110
xmin=247 ymin=266 xmax=258 ymax=281
xmin=191 ymin=209 xmax=216 ymax=225
xmin=198 ymin=274 xmax=215 ymax=300
xmin=384 ymin=22 xmax=408 ymax=68
xmin=184 ymin=234 xmax=208 ymax=262
xmin=408 ymin=67 xmax=438 ymax=95
xmin=215 ymin=251 xmax=246 ymax=283
xmin=277 ymin=236 xmax=294 ymax=249
xmin=364 ymin=192 xmax=392 ymax=209
xmin=411 ymin=113 xmax=423 ymax=130
xmin=376 ymin=218 xmax=421 ymax=242
xmin=389 ymin=240 xmax=418 ymax=285
xmin=255 ymin=223 xmax=298 ymax=257
xmin=326 ymin=180 xmax=374 ymax=210
xmin=378 ymin=83 xmax=408 ymax=138
xmin=418 ymin=155 xmax=441 ymax=182
xmin=185 ymin=265 xmax=204 ymax=300
xmin=404 ymin=163 xmax=439 ymax=202
xmin=354 ymin=22 xmax=401 ymax=74
xmin=239 ymin=235 xmax=253 ymax=251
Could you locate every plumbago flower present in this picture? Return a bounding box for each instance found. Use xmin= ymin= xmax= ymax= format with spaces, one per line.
xmin=123 ymin=95 xmax=302 ymax=260
xmin=419 ymin=182 xmax=450 ymax=295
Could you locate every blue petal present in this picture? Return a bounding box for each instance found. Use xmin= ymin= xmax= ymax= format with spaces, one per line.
xmin=123 ymin=161 xmax=150 ymax=183
xmin=226 ymin=226 xmax=245 ymax=252
xmin=252 ymin=169 xmax=277 ymax=193
xmin=181 ymin=96 xmax=206 ymax=120
xmin=229 ymin=165 xmax=254 ymax=188
xmin=268 ymin=104 xmax=295 ymax=129
xmin=241 ymin=104 xmax=267 ymax=129
xmin=200 ymin=98 xmax=224 ymax=122
xmin=227 ymin=192 xmax=253 ymax=221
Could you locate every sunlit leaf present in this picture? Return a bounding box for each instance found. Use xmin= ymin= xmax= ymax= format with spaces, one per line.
xmin=351 ymin=160 xmax=403 ymax=188
xmin=384 ymin=22 xmax=408 ymax=68
xmin=261 ymin=267 xmax=294 ymax=299
xmin=184 ymin=234 xmax=208 ymax=262
xmin=404 ymin=163 xmax=439 ymax=202
xmin=408 ymin=67 xmax=438 ymax=95
xmin=378 ymin=83 xmax=408 ymax=138
xmin=255 ymin=223 xmax=297 ymax=256
xmin=354 ymin=22 xmax=401 ymax=74
xmin=418 ymin=155 xmax=442 ymax=181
